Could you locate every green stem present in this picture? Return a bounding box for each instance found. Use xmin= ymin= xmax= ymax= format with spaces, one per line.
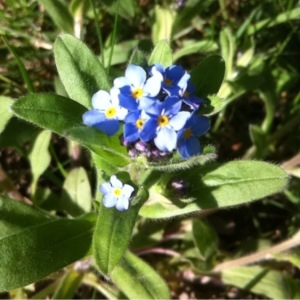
xmin=107 ymin=0 xmax=120 ymax=75
xmin=90 ymin=0 xmax=105 ymax=66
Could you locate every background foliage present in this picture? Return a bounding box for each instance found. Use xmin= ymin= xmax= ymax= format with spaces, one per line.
xmin=1 ymin=0 xmax=300 ymax=298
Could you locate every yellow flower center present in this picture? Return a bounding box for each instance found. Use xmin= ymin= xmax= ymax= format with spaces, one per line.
xmin=113 ymin=188 xmax=122 ymax=197
xmin=131 ymin=88 xmax=143 ymax=99
xmin=135 ymin=119 xmax=145 ymax=129
xmin=183 ymin=128 xmax=192 ymax=139
xmin=183 ymin=90 xmax=190 ymax=98
xmin=105 ymin=107 xmax=117 ymax=118
xmin=158 ymin=115 xmax=169 ymax=127
xmin=164 ymin=78 xmax=172 ymax=86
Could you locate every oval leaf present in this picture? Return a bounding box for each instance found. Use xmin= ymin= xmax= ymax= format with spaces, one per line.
xmin=0 ymin=96 xmax=14 ymax=135
xmin=0 ymin=196 xmax=96 ymax=291
xmin=111 ymin=251 xmax=170 ymax=299
xmin=148 ymin=40 xmax=173 ymax=67
xmin=54 ymin=34 xmax=110 ymax=108
xmin=190 ymin=55 xmax=225 ymax=98
xmin=140 ymin=160 xmax=288 ymax=219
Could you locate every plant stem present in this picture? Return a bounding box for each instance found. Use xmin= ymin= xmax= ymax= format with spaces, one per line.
xmin=213 ymin=230 xmax=300 ymax=271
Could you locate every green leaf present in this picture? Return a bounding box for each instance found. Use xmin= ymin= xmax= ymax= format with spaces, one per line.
xmin=0 ymin=118 xmax=40 ymax=148
xmin=148 ymin=40 xmax=173 ymax=68
xmin=37 ymin=0 xmax=73 ymax=33
xmin=0 ymin=96 xmax=14 ymax=135
xmin=61 ymin=167 xmax=92 ymax=217
xmin=200 ymin=95 xmax=224 ymax=116
xmin=192 ymin=219 xmax=218 ymax=262
xmin=111 ymin=251 xmax=170 ymax=299
xmin=139 ymin=160 xmax=288 ymax=219
xmin=11 ymin=93 xmax=130 ymax=169
xmin=102 ymin=0 xmax=137 ymax=20
xmin=93 ymin=187 xmax=149 ymax=274
xmin=0 ymin=196 xmax=96 ymax=291
xmin=173 ymin=40 xmax=218 ymax=61
xmin=128 ymin=48 xmax=148 ymax=68
xmin=190 ymin=55 xmax=225 ymax=98
xmin=222 ymin=266 xmax=300 ymax=299
xmin=29 ymin=130 xmax=52 ymax=196
xmin=152 ymin=5 xmax=175 ymax=44
xmin=11 ymin=93 xmax=86 ymax=135
xmin=52 ymin=271 xmax=84 ymax=299
xmin=54 ymin=34 xmax=110 ymax=108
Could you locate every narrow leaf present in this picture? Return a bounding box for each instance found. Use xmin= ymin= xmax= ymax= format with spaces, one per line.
xmin=37 ymin=0 xmax=73 ymax=33
xmin=190 ymin=55 xmax=225 ymax=98
xmin=140 ymin=160 xmax=288 ymax=219
xmin=111 ymin=251 xmax=170 ymax=299
xmin=93 ymin=187 xmax=149 ymax=274
xmin=61 ymin=167 xmax=92 ymax=217
xmin=148 ymin=40 xmax=173 ymax=67
xmin=222 ymin=266 xmax=299 ymax=299
xmin=0 ymin=96 xmax=14 ymax=135
xmin=54 ymin=34 xmax=110 ymax=108
xmin=29 ymin=130 xmax=52 ymax=195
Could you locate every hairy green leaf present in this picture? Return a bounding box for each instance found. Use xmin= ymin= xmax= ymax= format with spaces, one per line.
xmin=148 ymin=40 xmax=173 ymax=67
xmin=54 ymin=34 xmax=110 ymax=108
xmin=0 ymin=196 xmax=96 ymax=291
xmin=139 ymin=160 xmax=288 ymax=219
xmin=93 ymin=187 xmax=148 ymax=274
xmin=111 ymin=251 xmax=170 ymax=299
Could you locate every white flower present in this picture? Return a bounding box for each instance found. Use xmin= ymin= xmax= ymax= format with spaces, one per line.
xmin=99 ymin=175 xmax=134 ymax=211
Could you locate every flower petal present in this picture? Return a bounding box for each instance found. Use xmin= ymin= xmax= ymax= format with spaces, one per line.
xmin=114 ymin=76 xmax=130 ymax=88
xmin=191 ymin=116 xmax=210 ymax=136
xmin=140 ymin=118 xmax=157 ymax=142
xmin=115 ymin=196 xmax=129 ymax=211
xmin=125 ymin=65 xmax=146 ymax=88
xmin=99 ymin=182 xmax=112 ymax=195
xmin=143 ymin=74 xmax=162 ymax=97
xmin=82 ymin=110 xmax=106 ymax=126
xmin=154 ymin=127 xmax=177 ymax=151
xmin=103 ymin=194 xmax=117 ymax=208
xmin=122 ymin=184 xmax=134 ymax=198
xmin=124 ymin=123 xmax=140 ymax=143
xmin=94 ymin=119 xmax=120 ymax=136
xmin=169 ymin=111 xmax=191 ymax=131
xmin=92 ymin=90 xmax=111 ymax=110
xmin=110 ymin=175 xmax=123 ymax=188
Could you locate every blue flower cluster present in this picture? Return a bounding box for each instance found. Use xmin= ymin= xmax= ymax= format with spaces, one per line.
xmin=83 ymin=64 xmax=210 ymax=159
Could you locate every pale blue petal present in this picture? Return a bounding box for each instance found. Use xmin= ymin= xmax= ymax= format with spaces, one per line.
xmin=110 ymin=87 xmax=121 ymax=106
xmin=138 ymin=97 xmax=157 ymax=111
xmin=92 ymin=90 xmax=111 ymax=110
xmin=103 ymin=194 xmax=117 ymax=208
xmin=99 ymin=182 xmax=112 ymax=195
xmin=154 ymin=127 xmax=177 ymax=151
xmin=122 ymin=184 xmax=134 ymax=198
xmin=169 ymin=111 xmax=191 ymax=131
xmin=114 ymin=76 xmax=130 ymax=88
xmin=110 ymin=175 xmax=123 ymax=188
xmin=125 ymin=65 xmax=146 ymax=88
xmin=143 ymin=74 xmax=162 ymax=97
xmin=82 ymin=110 xmax=105 ymax=126
xmin=116 ymin=197 xmax=129 ymax=211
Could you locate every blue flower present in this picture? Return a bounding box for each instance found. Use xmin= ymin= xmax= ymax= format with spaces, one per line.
xmin=142 ymin=97 xmax=191 ymax=151
xmin=177 ymin=114 xmax=210 ymax=159
xmin=123 ymin=110 xmax=150 ymax=143
xmin=150 ymin=64 xmax=190 ymax=96
xmin=100 ymin=175 xmax=134 ymax=211
xmin=180 ymin=79 xmax=204 ymax=109
xmin=114 ymin=65 xmax=162 ymax=111
xmin=82 ymin=89 xmax=127 ymax=136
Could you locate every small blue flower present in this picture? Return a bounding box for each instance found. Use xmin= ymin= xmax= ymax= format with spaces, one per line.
xmin=114 ymin=65 xmax=162 ymax=111
xmin=123 ymin=110 xmax=149 ymax=143
xmin=150 ymin=64 xmax=190 ymax=96
xmin=100 ymin=175 xmax=134 ymax=211
xmin=82 ymin=89 xmax=127 ymax=136
xmin=142 ymin=97 xmax=191 ymax=151
xmin=177 ymin=114 xmax=210 ymax=159
xmin=180 ymin=79 xmax=204 ymax=109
